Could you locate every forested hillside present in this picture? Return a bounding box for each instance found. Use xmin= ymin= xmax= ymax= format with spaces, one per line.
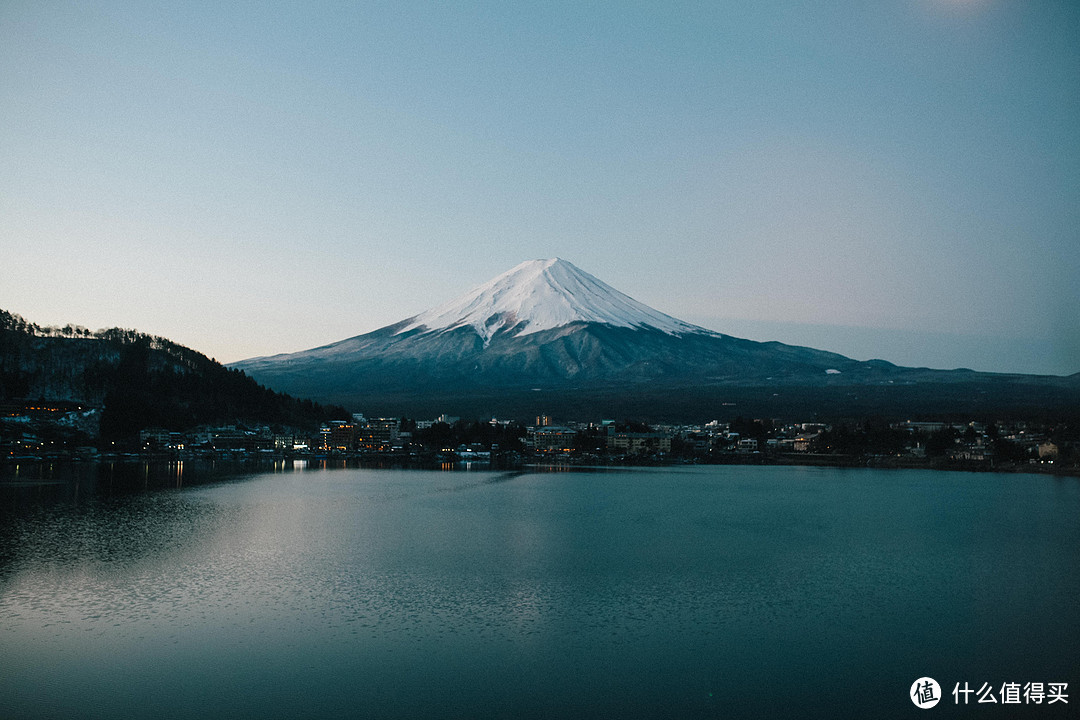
xmin=0 ymin=310 xmax=345 ymax=440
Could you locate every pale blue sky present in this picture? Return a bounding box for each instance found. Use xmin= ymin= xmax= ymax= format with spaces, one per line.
xmin=2 ymin=1 xmax=1077 ymax=374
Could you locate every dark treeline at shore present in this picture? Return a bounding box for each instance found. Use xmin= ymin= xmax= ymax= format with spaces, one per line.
xmin=1 ymin=309 xmax=347 ymax=440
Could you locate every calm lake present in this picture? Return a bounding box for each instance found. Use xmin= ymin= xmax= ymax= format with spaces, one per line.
xmin=1 ymin=462 xmax=1076 ymax=719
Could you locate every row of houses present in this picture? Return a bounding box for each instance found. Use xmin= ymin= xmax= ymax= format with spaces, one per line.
xmin=525 ymin=419 xmax=823 ymax=456
xmin=7 ymin=402 xmax=1071 ymax=466
xmin=137 ymin=414 xmax=407 ymax=454
xmin=524 ymin=416 xmax=1071 ymax=463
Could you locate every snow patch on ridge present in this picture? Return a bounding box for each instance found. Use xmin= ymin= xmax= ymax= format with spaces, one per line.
xmin=397 ymin=258 xmax=713 ymax=343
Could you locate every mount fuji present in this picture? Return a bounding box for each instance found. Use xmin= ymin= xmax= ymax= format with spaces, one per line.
xmin=233 ymin=259 xmax=1079 ymax=420
xmin=395 ymin=258 xmax=709 ymax=343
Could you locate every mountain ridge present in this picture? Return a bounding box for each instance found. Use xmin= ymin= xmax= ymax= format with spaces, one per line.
xmin=233 ymin=260 xmax=1080 ymax=421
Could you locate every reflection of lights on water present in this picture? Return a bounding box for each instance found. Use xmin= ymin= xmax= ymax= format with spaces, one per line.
xmin=274 ymin=458 xmax=311 ymax=472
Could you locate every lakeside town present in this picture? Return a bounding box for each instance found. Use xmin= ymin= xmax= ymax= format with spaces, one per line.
xmin=2 ymin=401 xmax=1075 ymax=475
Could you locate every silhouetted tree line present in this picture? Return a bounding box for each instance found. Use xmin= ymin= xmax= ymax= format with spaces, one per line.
xmin=1 ymin=308 xmax=346 ymax=441
xmin=730 ymin=416 xmax=774 ymax=441
xmin=817 ymin=417 xmax=913 ymax=456
xmin=1 ymin=309 xmax=130 ymax=340
xmin=409 ymin=419 xmax=527 ymax=451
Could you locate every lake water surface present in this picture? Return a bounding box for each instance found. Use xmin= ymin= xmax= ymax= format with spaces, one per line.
xmin=1 ymin=462 xmax=1077 ymax=718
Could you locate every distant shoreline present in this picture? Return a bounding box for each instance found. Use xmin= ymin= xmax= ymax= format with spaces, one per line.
xmin=2 ymin=451 xmax=1075 ymax=479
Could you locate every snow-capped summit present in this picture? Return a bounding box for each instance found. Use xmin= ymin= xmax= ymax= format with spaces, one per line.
xmin=231 ymin=258 xmax=1079 ymax=420
xmin=397 ymin=258 xmax=712 ymax=342
xmin=233 ymin=257 xmax=908 ymax=417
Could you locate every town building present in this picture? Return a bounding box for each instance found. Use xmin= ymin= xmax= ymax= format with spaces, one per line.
xmin=607 ymin=430 xmax=672 ymax=455
xmin=527 ymin=426 xmax=577 ymax=453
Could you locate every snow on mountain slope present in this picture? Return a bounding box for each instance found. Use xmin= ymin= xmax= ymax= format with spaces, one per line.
xmin=229 ymin=258 xmax=1080 ymax=420
xmin=397 ymin=258 xmax=714 ymax=343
